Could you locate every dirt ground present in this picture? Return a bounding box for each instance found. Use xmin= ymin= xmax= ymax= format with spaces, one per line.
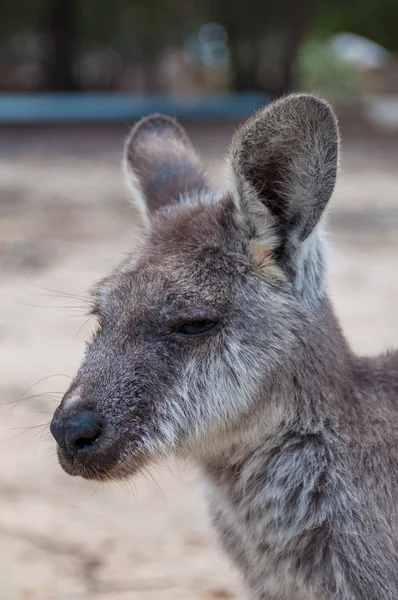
xmin=0 ymin=118 xmax=397 ymax=600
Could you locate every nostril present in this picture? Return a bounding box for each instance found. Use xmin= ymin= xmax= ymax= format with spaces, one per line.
xmin=58 ymin=410 xmax=104 ymax=456
xmin=75 ymin=423 xmax=103 ymax=452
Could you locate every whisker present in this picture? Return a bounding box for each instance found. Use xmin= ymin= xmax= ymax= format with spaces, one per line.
xmin=144 ymin=469 xmax=166 ymax=501
xmin=12 ymin=423 xmax=51 ymax=444
xmin=22 ymin=275 xmax=88 ymax=302
xmin=12 ymin=422 xmax=51 ymax=432
xmin=18 ymin=374 xmax=71 ymax=401
xmin=118 ymin=477 xmax=137 ymax=501
xmin=30 ymin=292 xmax=88 ymax=301
xmin=13 ymin=299 xmax=89 ymax=310
xmin=10 ymin=391 xmax=65 ymax=410
xmin=11 ymin=376 xmax=71 ymax=411
xmin=73 ymin=315 xmax=94 ymax=341
xmin=33 ymin=426 xmax=53 ymax=445
xmin=9 ymin=391 xmax=63 ymax=402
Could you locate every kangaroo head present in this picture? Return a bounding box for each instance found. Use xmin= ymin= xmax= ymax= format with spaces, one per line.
xmin=50 ymin=95 xmax=339 ymax=480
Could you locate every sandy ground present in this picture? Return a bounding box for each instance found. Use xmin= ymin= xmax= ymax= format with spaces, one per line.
xmin=0 ymin=119 xmax=397 ymax=600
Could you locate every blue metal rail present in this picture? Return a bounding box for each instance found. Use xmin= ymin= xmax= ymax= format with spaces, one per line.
xmin=0 ymin=93 xmax=270 ymax=124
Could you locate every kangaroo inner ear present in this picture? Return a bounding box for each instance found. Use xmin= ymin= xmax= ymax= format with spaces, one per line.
xmin=230 ymin=94 xmax=340 ymax=247
xmin=123 ymin=115 xmax=207 ymax=222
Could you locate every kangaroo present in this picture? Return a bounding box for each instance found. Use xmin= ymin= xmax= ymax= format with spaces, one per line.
xmin=50 ymin=94 xmax=398 ymax=599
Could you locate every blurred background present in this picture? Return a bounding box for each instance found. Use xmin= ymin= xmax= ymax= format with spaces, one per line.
xmin=1 ymin=1 xmax=398 ymax=599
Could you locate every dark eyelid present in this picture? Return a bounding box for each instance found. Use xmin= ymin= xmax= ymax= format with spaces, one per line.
xmin=171 ymin=313 xmax=220 ymax=326
xmin=171 ymin=319 xmax=219 ymax=338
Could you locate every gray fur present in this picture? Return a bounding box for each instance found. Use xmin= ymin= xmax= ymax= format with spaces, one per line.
xmin=51 ymin=94 xmax=398 ymax=600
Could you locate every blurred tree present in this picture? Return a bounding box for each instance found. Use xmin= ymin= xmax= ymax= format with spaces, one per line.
xmin=45 ymin=0 xmax=79 ymax=90
xmin=0 ymin=0 xmax=47 ymax=39
xmin=315 ymin=0 xmax=398 ymax=52
xmin=1 ymin=0 xmax=397 ymax=92
xmin=278 ymin=0 xmax=317 ymax=94
xmin=79 ymin=0 xmax=202 ymax=91
xmin=208 ymin=0 xmax=317 ymax=93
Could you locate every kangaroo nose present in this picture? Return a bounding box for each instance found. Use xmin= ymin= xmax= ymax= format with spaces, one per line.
xmin=50 ymin=410 xmax=104 ymax=456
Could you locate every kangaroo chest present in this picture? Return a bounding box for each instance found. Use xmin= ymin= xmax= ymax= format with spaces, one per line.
xmin=201 ymin=436 xmax=331 ymax=599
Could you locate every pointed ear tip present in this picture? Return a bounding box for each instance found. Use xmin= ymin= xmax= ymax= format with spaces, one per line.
xmin=124 ymin=113 xmax=191 ymax=163
xmin=135 ymin=113 xmax=179 ymax=130
xmin=282 ymin=93 xmax=339 ymax=125
xmin=276 ymin=92 xmax=330 ymax=107
xmin=126 ymin=113 xmax=184 ymax=143
xmin=233 ymin=93 xmax=338 ymax=139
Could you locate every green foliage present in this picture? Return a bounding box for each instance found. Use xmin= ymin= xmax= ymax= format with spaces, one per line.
xmin=314 ymin=0 xmax=398 ymax=52
xmin=297 ymin=38 xmax=365 ymax=101
xmin=0 ymin=0 xmax=48 ymax=38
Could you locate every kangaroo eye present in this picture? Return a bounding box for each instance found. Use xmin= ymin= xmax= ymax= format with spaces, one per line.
xmin=173 ymin=320 xmax=218 ymax=337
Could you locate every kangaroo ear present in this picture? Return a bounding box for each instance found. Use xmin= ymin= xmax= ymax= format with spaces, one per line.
xmin=230 ymin=94 xmax=339 ymax=249
xmin=123 ymin=115 xmax=208 ymax=222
